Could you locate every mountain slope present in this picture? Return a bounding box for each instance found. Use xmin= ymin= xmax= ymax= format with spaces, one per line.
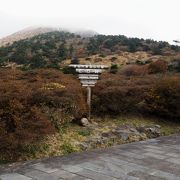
xmin=0 ymin=27 xmax=56 ymax=47
xmin=0 ymin=31 xmax=179 ymax=69
xmin=0 ymin=27 xmax=98 ymax=47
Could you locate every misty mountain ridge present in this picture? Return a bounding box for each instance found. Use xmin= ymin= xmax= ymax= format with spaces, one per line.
xmin=0 ymin=26 xmax=98 ymax=47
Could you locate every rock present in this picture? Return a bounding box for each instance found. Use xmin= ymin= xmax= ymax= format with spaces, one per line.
xmin=87 ymin=122 xmax=99 ymax=130
xmin=76 ymin=124 xmax=160 ymax=152
xmin=129 ymin=128 xmax=138 ymax=133
xmin=139 ymin=133 xmax=148 ymax=140
xmin=80 ymin=118 xmax=90 ymax=127
xmin=136 ymin=125 xmax=161 ymax=138
xmin=112 ymin=125 xmax=141 ymax=141
xmin=78 ymin=142 xmax=89 ymax=150
xmin=83 ymin=134 xmax=118 ymax=149
xmin=101 ymin=131 xmax=112 ymax=138
xmin=120 ymin=132 xmax=130 ymax=141
xmin=154 ymin=125 xmax=161 ymax=129
xmin=128 ymin=135 xmax=141 ymax=142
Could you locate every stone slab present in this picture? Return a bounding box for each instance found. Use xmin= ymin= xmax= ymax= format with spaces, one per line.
xmin=0 ymin=135 xmax=180 ymax=179
xmin=0 ymin=173 xmax=32 ymax=180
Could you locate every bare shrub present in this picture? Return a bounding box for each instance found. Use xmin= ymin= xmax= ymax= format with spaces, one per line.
xmin=92 ymin=74 xmax=157 ymax=115
xmin=120 ymin=65 xmax=148 ymax=76
xmin=0 ymin=69 xmax=87 ymax=161
xmin=148 ymin=60 xmax=168 ymax=74
xmin=144 ymin=75 xmax=180 ymax=119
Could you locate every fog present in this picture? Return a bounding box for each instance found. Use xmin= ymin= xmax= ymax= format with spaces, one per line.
xmin=0 ymin=0 xmax=180 ymax=43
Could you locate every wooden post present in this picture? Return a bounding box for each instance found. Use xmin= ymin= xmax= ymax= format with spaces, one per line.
xmin=87 ymin=86 xmax=91 ymax=122
xmin=68 ymin=64 xmax=108 ymax=122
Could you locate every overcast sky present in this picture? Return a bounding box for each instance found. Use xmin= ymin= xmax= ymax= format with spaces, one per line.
xmin=0 ymin=0 xmax=179 ymax=43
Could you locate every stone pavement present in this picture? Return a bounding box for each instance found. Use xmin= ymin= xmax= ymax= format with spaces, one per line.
xmin=0 ymin=134 xmax=180 ymax=180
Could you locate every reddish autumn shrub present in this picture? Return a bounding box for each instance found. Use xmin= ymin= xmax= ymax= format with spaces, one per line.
xmin=148 ymin=60 xmax=168 ymax=74
xmin=92 ymin=74 xmax=157 ymax=115
xmin=0 ymin=69 xmax=87 ymax=161
xmin=120 ymin=65 xmax=148 ymax=76
xmin=144 ymin=75 xmax=180 ymax=119
xmin=32 ymin=82 xmax=87 ymax=121
xmin=0 ymin=82 xmax=54 ymax=161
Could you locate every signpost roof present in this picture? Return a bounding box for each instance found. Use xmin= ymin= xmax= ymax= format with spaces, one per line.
xmin=69 ymin=64 xmax=108 ymax=69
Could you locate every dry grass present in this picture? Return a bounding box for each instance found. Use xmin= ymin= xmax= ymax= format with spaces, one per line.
xmin=17 ymin=116 xmax=180 ymax=162
xmin=63 ymin=52 xmax=165 ymax=67
xmin=96 ymin=116 xmax=180 ymax=136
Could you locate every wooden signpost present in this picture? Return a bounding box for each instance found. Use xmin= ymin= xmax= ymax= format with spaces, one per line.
xmin=69 ymin=64 xmax=108 ymax=121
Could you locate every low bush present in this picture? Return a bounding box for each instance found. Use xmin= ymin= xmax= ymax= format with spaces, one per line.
xmin=148 ymin=60 xmax=168 ymax=74
xmin=120 ymin=65 xmax=148 ymax=76
xmin=77 ymin=129 xmax=91 ymax=136
xmin=0 ymin=83 xmax=54 ymax=161
xmin=144 ymin=76 xmax=180 ymax=119
xmin=93 ymin=73 xmax=180 ymax=121
xmin=168 ymin=59 xmax=180 ymax=72
xmin=61 ymin=142 xmax=77 ymax=154
xmin=92 ymin=74 xmax=157 ymax=115
xmin=62 ymin=66 xmax=77 ymax=75
xmin=109 ymin=64 xmax=118 ymax=74
xmin=110 ymin=56 xmax=117 ymax=61
xmin=0 ymin=69 xmax=87 ymax=161
xmin=99 ymin=54 xmax=106 ymax=58
xmin=85 ymin=57 xmax=91 ymax=61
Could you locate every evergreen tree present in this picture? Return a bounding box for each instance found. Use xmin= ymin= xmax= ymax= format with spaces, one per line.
xmin=71 ymin=57 xmax=79 ymax=64
xmin=110 ymin=64 xmax=118 ymax=74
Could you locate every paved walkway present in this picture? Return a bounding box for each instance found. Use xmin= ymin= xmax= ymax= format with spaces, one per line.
xmin=0 ymin=134 xmax=180 ymax=180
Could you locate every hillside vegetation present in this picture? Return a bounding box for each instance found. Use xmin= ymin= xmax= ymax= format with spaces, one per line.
xmin=0 ymin=30 xmax=180 ymax=163
xmin=0 ymin=69 xmax=87 ymax=161
xmin=0 ymin=31 xmax=180 ymax=69
xmin=0 ymin=68 xmax=179 ymax=162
